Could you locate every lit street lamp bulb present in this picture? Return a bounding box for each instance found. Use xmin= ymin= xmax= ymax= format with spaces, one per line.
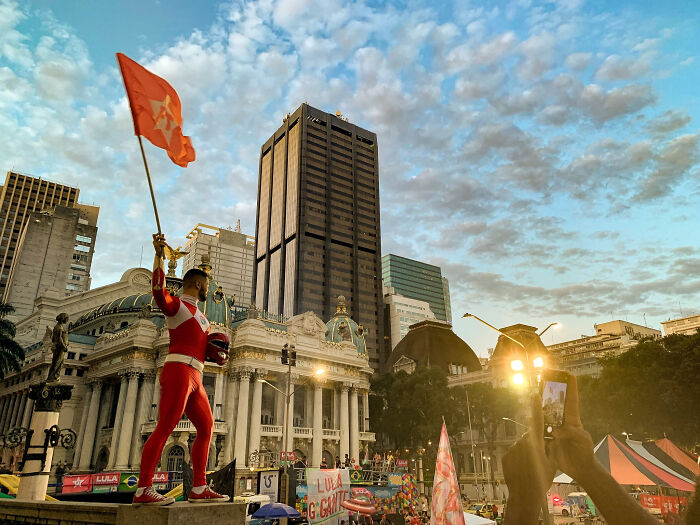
xmin=513 ymin=373 xmax=525 ymax=385
xmin=315 ymin=368 xmax=325 ymax=376
xmin=533 ymin=357 xmax=544 ymax=368
xmin=511 ymin=360 xmax=524 ymax=371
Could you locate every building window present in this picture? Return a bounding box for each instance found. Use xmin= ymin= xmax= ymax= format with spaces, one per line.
xmin=64 ymin=368 xmax=73 ymax=376
xmin=79 ymin=353 xmax=86 ymax=360
xmin=69 ymin=274 xmax=81 ymax=281
xmin=74 ymin=244 xmax=90 ymax=253
xmin=66 ymin=284 xmax=81 ymax=291
xmin=76 ymin=235 xmax=92 ymax=243
xmin=166 ymin=445 xmax=185 ymax=472
xmin=76 ymin=369 xmax=84 ymax=377
xmin=70 ymin=263 xmax=86 ymax=271
xmin=67 ymin=352 xmax=75 ymax=360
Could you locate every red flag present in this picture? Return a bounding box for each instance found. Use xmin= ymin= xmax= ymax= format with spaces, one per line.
xmin=431 ymin=422 xmax=465 ymax=525
xmin=116 ymin=52 xmax=195 ymax=167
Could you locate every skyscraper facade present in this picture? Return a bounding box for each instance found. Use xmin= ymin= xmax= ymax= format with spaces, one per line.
xmin=0 ymin=171 xmax=79 ymax=297
xmin=2 ymin=204 xmax=99 ymax=321
xmin=180 ymin=223 xmax=255 ymax=307
xmin=253 ymin=103 xmax=384 ymax=370
xmin=381 ymin=254 xmax=451 ymax=323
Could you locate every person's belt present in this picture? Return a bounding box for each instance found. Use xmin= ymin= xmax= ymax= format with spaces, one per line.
xmin=164 ymin=353 xmax=204 ymax=373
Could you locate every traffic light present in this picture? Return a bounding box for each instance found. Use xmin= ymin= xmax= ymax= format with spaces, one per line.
xmin=281 ymin=344 xmax=296 ymax=366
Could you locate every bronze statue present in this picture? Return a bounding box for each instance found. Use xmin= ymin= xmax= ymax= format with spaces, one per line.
xmin=46 ymin=313 xmax=69 ymax=383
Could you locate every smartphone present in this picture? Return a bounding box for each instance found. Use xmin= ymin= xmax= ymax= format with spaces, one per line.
xmin=539 ymin=369 xmax=569 ymax=439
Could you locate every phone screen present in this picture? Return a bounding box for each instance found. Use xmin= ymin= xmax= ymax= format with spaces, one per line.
xmin=542 ymin=378 xmax=567 ymax=437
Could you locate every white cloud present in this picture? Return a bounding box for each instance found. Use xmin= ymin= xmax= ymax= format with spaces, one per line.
xmin=565 ymin=52 xmax=591 ymax=71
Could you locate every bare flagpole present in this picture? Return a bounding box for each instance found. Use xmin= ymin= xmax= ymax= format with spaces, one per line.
xmin=136 ymin=135 xmax=162 ymax=235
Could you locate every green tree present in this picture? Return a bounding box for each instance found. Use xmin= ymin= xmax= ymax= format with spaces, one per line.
xmin=0 ymin=303 xmax=25 ymax=380
xmin=578 ymin=332 xmax=700 ymax=449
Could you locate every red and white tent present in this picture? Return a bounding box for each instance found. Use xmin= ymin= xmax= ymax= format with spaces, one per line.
xmin=553 ymin=435 xmax=696 ymax=493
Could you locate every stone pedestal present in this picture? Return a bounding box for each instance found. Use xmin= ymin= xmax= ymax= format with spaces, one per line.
xmin=16 ymin=382 xmax=73 ymax=501
xmin=116 ymin=502 xmax=245 ymax=525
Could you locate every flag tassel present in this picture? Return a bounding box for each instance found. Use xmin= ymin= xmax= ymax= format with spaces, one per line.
xmin=137 ymin=135 xmax=162 ymax=235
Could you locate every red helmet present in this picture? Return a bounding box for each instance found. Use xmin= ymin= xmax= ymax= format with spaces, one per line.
xmin=206 ymin=332 xmax=230 ymax=366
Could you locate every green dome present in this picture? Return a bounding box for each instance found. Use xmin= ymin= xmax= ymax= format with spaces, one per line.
xmin=325 ymin=296 xmax=367 ymax=355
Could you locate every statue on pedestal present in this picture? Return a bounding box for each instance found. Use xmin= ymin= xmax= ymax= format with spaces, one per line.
xmin=46 ymin=313 xmax=69 ymax=384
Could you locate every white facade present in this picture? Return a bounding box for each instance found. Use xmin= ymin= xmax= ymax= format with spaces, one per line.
xmin=547 ymin=320 xmax=661 ymax=376
xmin=383 ymin=286 xmax=436 ymax=349
xmin=181 ymin=223 xmax=255 ymax=308
xmin=0 ymin=267 xmax=374 ymax=474
xmin=660 ymin=313 xmax=700 ymax=336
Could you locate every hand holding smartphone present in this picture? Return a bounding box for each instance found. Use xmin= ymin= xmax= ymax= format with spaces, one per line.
xmin=539 ymin=369 xmax=569 ymax=439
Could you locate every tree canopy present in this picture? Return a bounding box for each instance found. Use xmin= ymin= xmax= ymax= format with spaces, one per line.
xmin=578 ymin=331 xmax=700 ymax=449
xmin=0 ymin=302 xmax=25 ymax=380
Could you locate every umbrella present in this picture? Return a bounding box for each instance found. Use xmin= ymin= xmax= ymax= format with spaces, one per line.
xmin=253 ymin=503 xmax=302 ymax=519
xmin=386 ymin=320 xmax=482 ymax=372
xmin=463 ymin=512 xmax=495 ymax=525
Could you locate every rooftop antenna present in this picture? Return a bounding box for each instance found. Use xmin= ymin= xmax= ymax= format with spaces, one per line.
xmin=139 ymin=245 xmax=144 ymax=267
xmin=643 ymin=313 xmax=647 ymax=327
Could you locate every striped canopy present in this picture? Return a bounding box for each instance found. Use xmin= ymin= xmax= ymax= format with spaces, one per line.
xmin=553 ymin=435 xmax=696 ymax=492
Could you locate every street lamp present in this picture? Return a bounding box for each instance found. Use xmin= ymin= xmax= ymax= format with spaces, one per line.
xmin=538 ymin=322 xmax=560 ymax=336
xmin=501 ymin=417 xmax=528 ymax=430
xmin=622 ymin=431 xmax=633 ymax=440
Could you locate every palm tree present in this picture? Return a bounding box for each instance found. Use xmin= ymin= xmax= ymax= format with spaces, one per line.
xmin=0 ymin=303 xmax=25 ymax=380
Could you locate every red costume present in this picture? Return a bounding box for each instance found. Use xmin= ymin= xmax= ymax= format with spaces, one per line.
xmin=137 ymin=263 xmax=213 ymax=489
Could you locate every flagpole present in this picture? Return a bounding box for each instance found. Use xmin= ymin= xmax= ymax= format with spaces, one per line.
xmin=137 ymin=135 xmax=162 ymax=235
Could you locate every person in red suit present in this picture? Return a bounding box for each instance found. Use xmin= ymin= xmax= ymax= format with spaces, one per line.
xmin=133 ymin=233 xmax=229 ymax=505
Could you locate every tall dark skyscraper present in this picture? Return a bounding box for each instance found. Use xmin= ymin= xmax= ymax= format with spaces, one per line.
xmin=253 ymin=103 xmax=384 ymax=370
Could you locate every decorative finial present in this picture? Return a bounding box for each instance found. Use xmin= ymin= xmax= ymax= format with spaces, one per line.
xmin=336 ymin=295 xmax=347 ymax=313
xmin=199 ymin=250 xmax=212 ymax=276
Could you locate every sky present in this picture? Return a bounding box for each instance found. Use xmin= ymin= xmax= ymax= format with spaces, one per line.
xmin=0 ymin=0 xmax=698 ymax=356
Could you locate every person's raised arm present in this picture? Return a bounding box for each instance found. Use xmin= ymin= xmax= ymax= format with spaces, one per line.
xmin=549 ymin=375 xmax=658 ymax=525
xmin=151 ymin=233 xmax=179 ymax=316
xmin=502 ymin=394 xmax=556 ymax=524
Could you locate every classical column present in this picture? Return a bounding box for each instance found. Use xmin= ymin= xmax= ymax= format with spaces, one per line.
xmin=333 ymin=389 xmax=339 ymax=429
xmin=9 ymin=392 xmax=22 ymax=429
xmin=115 ymin=371 xmax=140 ymax=469
xmin=248 ymin=371 xmax=264 ymax=461
xmin=13 ymin=391 xmax=26 ymax=429
xmin=20 ymin=396 xmax=34 ymax=429
xmin=72 ymin=393 xmax=91 ymax=467
xmin=349 ymin=388 xmax=359 ymax=463
xmin=150 ymin=368 xmax=162 ymax=420
xmin=305 ymin=388 xmax=313 ymax=427
xmin=213 ymin=372 xmax=225 ymax=421
xmin=108 ymin=375 xmax=128 ymax=468
xmin=130 ymin=372 xmax=154 ymax=467
xmin=275 ymin=382 xmax=284 ymax=426
xmin=312 ymin=382 xmax=323 ymax=467
xmin=0 ymin=396 xmax=10 ymax=432
xmin=234 ymin=370 xmax=251 ymax=466
xmin=339 ymin=385 xmax=349 ymax=462
xmin=363 ymin=390 xmax=370 ymax=431
xmin=78 ymin=382 xmax=103 ymax=470
xmin=221 ymin=373 xmax=239 ymax=466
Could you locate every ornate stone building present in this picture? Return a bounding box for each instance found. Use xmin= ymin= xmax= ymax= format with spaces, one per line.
xmin=0 ymin=259 xmax=374 ymax=474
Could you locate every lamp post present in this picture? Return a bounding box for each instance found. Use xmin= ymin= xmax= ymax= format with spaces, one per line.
xmin=464 ymin=387 xmax=481 ymax=500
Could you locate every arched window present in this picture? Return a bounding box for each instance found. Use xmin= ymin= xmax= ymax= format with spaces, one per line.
xmin=166 ymin=445 xmax=185 ymax=472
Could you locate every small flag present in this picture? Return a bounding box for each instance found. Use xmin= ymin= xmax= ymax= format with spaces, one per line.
xmin=431 ymin=422 xmax=465 ymax=525
xmin=116 ymin=52 xmax=195 ymax=167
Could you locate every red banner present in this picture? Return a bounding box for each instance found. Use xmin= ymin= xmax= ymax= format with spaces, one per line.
xmin=396 ymin=459 xmax=408 ymax=468
xmin=92 ymin=472 xmax=120 ymax=486
xmin=62 ymin=474 xmax=92 ymax=494
xmin=639 ymin=494 xmax=688 ymax=515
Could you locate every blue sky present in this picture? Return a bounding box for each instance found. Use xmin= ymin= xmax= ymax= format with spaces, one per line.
xmin=0 ymin=0 xmax=698 ymax=355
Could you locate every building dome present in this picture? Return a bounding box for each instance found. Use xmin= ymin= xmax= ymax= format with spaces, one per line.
xmin=325 ymin=296 xmax=367 ymax=355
